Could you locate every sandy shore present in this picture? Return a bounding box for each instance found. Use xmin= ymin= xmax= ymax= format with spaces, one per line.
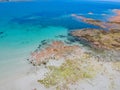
xmin=0 ymin=60 xmax=64 ymax=90
xmin=0 ymin=59 xmax=120 ymax=90
xmin=0 ymin=41 xmax=120 ymax=90
xmin=0 ymin=66 xmax=48 ymax=90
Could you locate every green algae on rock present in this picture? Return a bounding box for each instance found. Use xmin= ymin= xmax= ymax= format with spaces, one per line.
xmin=70 ymin=28 xmax=120 ymax=50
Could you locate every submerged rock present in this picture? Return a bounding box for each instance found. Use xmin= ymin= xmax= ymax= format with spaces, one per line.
xmin=0 ymin=32 xmax=4 ymax=35
xmin=41 ymin=40 xmax=48 ymax=45
xmin=55 ymin=35 xmax=66 ymax=38
xmin=0 ymin=31 xmax=6 ymax=39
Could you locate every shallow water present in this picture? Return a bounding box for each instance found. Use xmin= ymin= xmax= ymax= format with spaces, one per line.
xmin=0 ymin=25 xmax=68 ymax=83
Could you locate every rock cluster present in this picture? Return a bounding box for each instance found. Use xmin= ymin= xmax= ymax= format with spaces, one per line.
xmin=70 ymin=28 xmax=120 ymax=50
xmin=71 ymin=14 xmax=120 ymax=30
xmin=29 ymin=41 xmax=83 ymax=65
xmin=109 ymin=9 xmax=120 ymax=23
xmin=70 ymin=14 xmax=120 ymax=50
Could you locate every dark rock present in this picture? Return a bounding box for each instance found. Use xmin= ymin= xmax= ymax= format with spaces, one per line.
xmin=56 ymin=35 xmax=66 ymax=38
xmin=41 ymin=40 xmax=47 ymax=45
xmin=37 ymin=44 xmax=41 ymax=49
xmin=0 ymin=32 xmax=4 ymax=35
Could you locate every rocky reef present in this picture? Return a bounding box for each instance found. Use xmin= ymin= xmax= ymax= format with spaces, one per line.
xmin=109 ymin=9 xmax=120 ymax=23
xmin=70 ymin=28 xmax=120 ymax=50
xmin=71 ymin=14 xmax=120 ymax=30
xmin=29 ymin=41 xmax=83 ymax=66
xmin=70 ymin=13 xmax=120 ymax=51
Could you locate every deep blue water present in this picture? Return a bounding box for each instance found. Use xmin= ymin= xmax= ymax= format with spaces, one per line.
xmin=0 ymin=1 xmax=120 ymax=28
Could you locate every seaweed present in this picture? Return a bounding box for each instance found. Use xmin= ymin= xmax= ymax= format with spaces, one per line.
xmin=38 ymin=57 xmax=101 ymax=89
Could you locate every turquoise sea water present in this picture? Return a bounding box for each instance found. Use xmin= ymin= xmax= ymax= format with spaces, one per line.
xmin=0 ymin=1 xmax=120 ymax=84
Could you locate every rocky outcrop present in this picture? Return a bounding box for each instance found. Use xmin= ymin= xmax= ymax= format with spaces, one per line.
xmin=70 ymin=28 xmax=120 ymax=50
xmin=70 ymin=13 xmax=120 ymax=50
xmin=109 ymin=9 xmax=120 ymax=23
xmin=71 ymin=14 xmax=120 ymax=30
xmin=29 ymin=41 xmax=84 ymax=66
